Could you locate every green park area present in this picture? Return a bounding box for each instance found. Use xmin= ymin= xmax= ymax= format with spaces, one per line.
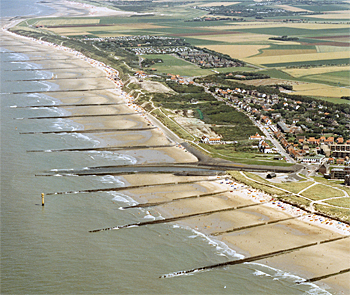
xmin=228 ymin=171 xmax=350 ymax=222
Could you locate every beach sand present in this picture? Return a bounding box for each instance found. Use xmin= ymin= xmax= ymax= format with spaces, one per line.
xmin=2 ymin=17 xmax=349 ymax=294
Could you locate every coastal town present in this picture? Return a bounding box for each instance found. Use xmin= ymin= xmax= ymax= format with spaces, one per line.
xmin=138 ymin=70 xmax=350 ymax=185
xmin=2 ymin=0 xmax=350 ymax=294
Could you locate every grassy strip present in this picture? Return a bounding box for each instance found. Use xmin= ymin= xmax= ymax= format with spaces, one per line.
xmin=324 ymin=198 xmax=350 ymax=209
xmin=151 ymin=109 xmax=193 ymax=141
xmin=244 ymin=172 xmax=314 ymax=194
xmin=228 ymin=171 xmax=286 ymax=196
xmin=228 ymin=171 xmax=350 ymax=223
xmin=202 ymin=145 xmax=293 ymax=167
xmin=311 ymin=177 xmax=350 ymax=195
xmin=302 ymin=184 xmax=345 ymax=201
xmin=314 ymin=204 xmax=350 ymax=223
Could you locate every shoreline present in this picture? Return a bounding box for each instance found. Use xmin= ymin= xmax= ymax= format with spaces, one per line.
xmin=1 ymin=4 xmax=349 ymax=294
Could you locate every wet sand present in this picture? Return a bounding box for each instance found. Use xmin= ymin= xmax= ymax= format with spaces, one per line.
xmin=2 ymin=15 xmax=349 ymax=295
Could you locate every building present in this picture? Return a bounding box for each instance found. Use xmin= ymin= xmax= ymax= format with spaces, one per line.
xmin=345 ymin=175 xmax=350 ymax=186
xmin=318 ymin=164 xmax=329 ymax=175
xmin=330 ymin=143 xmax=350 ymax=158
xmin=302 ymin=155 xmax=325 ymax=164
xmin=201 ymin=136 xmax=221 ymax=144
xmin=249 ymin=133 xmax=264 ymax=140
xmin=277 ymin=122 xmax=290 ymax=133
xmin=330 ymin=167 xmax=350 ymax=180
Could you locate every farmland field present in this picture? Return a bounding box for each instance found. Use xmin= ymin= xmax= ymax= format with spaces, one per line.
xmin=36 ymin=18 xmax=100 ymax=26
xmin=257 ymin=48 xmax=317 ymax=57
xmin=291 ymin=82 xmax=350 ymax=98
xmin=198 ymin=2 xmax=239 ymax=7
xmin=247 ymin=49 xmax=350 ymax=66
xmin=199 ymin=44 xmax=270 ymax=58
xmin=284 ymin=65 xmax=350 ymax=78
xmin=142 ymin=54 xmax=212 ymax=76
xmin=16 ymin=0 xmax=350 ymax=101
xmin=302 ymin=70 xmax=350 ymax=87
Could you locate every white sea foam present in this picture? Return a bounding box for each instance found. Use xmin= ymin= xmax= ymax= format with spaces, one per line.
xmin=28 ymin=93 xmax=60 ymax=105
xmin=36 ymin=80 xmax=59 ymax=92
xmin=144 ymin=212 xmax=156 ymax=220
xmin=174 ymin=224 xmax=244 ymax=259
xmin=109 ymin=192 xmax=138 ymax=206
xmin=52 ymin=118 xmax=83 ymax=131
xmin=248 ymin=262 xmax=332 ymax=295
xmin=87 ymin=151 xmax=137 ymax=164
xmin=100 ymin=175 xmax=124 ymax=185
xmin=253 ymin=270 xmax=271 ymax=277
xmin=71 ymin=133 xmax=100 ymax=146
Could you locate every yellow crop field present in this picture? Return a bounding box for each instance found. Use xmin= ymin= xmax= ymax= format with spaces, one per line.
xmin=235 ymin=78 xmax=296 ymax=86
xmin=198 ymin=2 xmax=239 ymax=7
xmin=307 ymin=11 xmax=350 ymax=19
xmin=37 ymin=19 xmax=100 ymax=26
xmin=247 ymin=50 xmax=350 ymax=65
xmin=258 ymin=49 xmax=317 ymax=57
xmin=190 ymin=33 xmax=271 ymax=43
xmin=292 ymin=83 xmax=350 ymax=98
xmin=275 ymin=5 xmax=310 ymax=12
xmin=200 ymin=44 xmax=270 ymax=58
xmin=284 ymin=65 xmax=350 ymax=77
xmin=204 ymin=22 xmax=349 ymax=30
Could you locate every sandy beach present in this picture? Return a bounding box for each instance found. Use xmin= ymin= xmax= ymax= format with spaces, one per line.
xmin=1 ymin=4 xmax=349 ymax=293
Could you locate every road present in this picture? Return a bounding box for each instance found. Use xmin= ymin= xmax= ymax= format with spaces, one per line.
xmin=193 ymin=81 xmax=295 ymax=163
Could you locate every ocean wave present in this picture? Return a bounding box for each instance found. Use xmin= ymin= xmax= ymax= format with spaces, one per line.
xmin=100 ymin=175 xmax=125 ymax=186
xmin=86 ymin=151 xmax=137 ymax=164
xmin=52 ymin=118 xmax=83 ymax=131
xmin=70 ymin=133 xmax=100 ymax=146
xmin=27 ymin=93 xmax=61 ymax=105
xmin=248 ymin=262 xmax=331 ymax=295
xmin=144 ymin=212 xmax=156 ymax=220
xmin=36 ymin=80 xmax=59 ymax=92
xmin=174 ymin=224 xmax=244 ymax=260
xmin=109 ymin=192 xmax=138 ymax=206
xmin=9 ymin=52 xmax=29 ymax=61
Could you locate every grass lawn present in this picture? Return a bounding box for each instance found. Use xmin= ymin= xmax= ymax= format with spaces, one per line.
xmin=301 ymin=184 xmax=345 ymax=201
xmin=244 ymin=172 xmax=314 ymax=194
xmin=143 ymin=54 xmax=212 ymax=76
xmin=228 ymin=171 xmax=287 ymax=195
xmin=200 ymin=144 xmax=293 ymax=166
xmin=311 ymin=176 xmax=350 ymax=194
xmin=324 ymin=197 xmax=350 ymax=209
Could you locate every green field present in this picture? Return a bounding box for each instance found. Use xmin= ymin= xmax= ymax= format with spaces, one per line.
xmin=212 ymin=67 xmax=256 ymax=73
xmin=301 ymin=70 xmax=350 ymax=87
xmin=263 ymin=58 xmax=350 ymax=68
xmin=293 ymin=4 xmax=350 ymax=12
xmin=143 ymin=54 xmax=212 ymax=76
xmin=200 ymin=144 xmax=293 ymax=166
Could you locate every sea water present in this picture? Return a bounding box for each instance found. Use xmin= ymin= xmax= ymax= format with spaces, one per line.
xmin=0 ymin=2 xmax=331 ymax=294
